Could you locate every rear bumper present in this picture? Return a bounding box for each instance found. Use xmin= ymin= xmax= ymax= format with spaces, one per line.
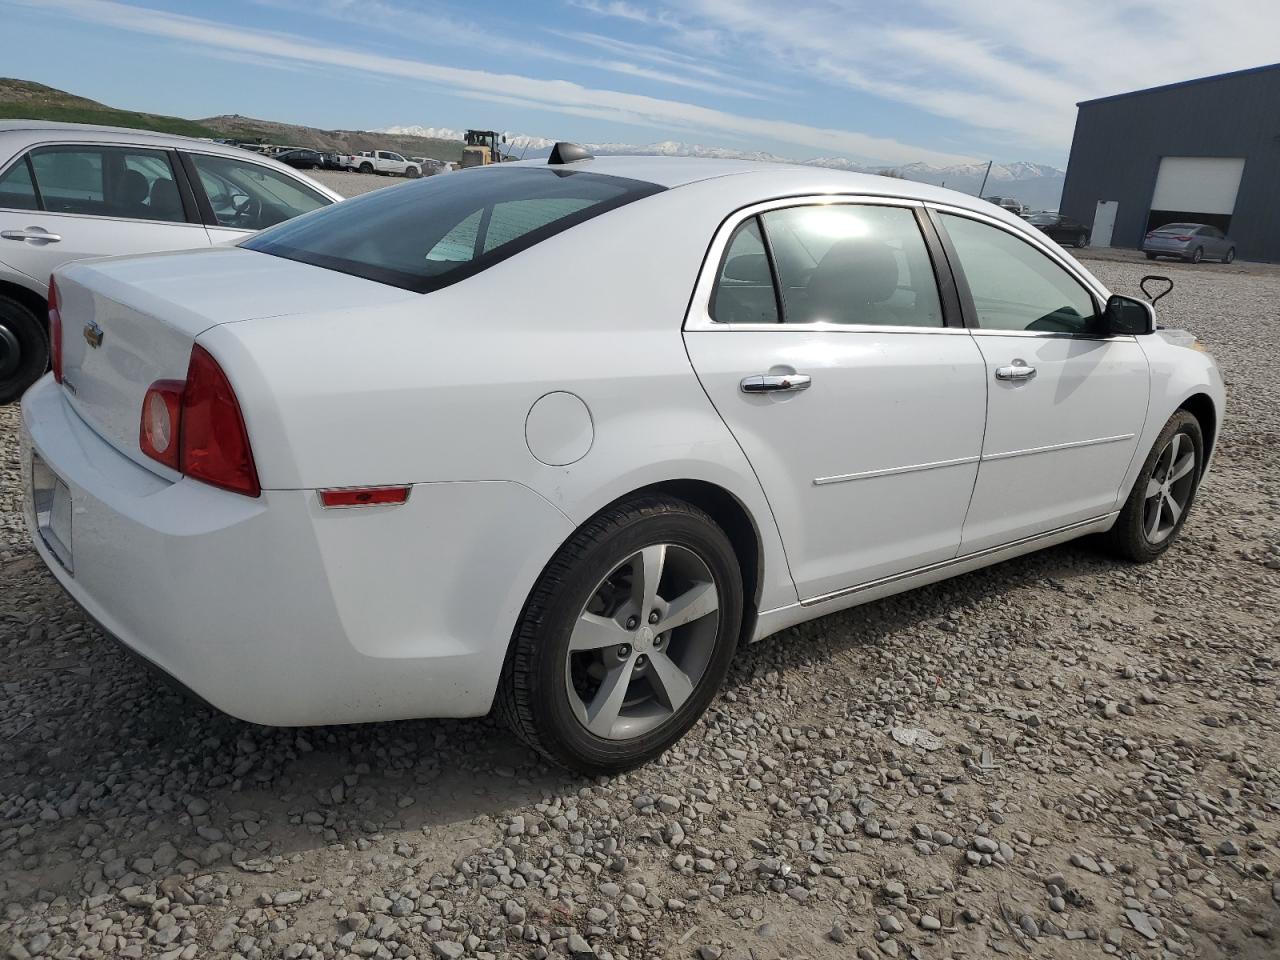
xmin=20 ymin=375 xmax=573 ymax=726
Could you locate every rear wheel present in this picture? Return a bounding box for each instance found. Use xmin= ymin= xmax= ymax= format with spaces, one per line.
xmin=1145 ymin=252 xmax=1157 ymax=260
xmin=1106 ymin=410 xmax=1203 ymax=562
xmin=359 ymin=162 xmax=373 ymax=174
xmin=1223 ymin=247 xmax=1236 ymax=264
xmin=1074 ymin=232 xmax=1088 ymax=248
xmin=0 ymin=294 xmax=48 ymax=405
xmin=498 ymin=496 xmax=742 ymax=774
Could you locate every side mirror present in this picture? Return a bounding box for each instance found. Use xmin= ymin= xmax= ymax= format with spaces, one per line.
xmin=1103 ymin=294 xmax=1155 ymax=336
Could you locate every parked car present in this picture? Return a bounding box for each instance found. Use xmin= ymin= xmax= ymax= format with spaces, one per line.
xmin=351 ymin=150 xmax=421 ymax=178
xmin=1028 ymin=213 xmax=1091 ymax=248
xmin=21 ymin=152 xmax=1223 ymax=773
xmin=983 ymin=195 xmax=1029 ymax=217
xmin=1143 ymin=223 xmax=1235 ymax=263
xmin=0 ymin=121 xmax=343 ymax=403
xmin=274 ymin=148 xmax=323 ymax=170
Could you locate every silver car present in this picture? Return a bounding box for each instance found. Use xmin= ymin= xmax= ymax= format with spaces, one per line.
xmin=1143 ymin=222 xmax=1236 ymax=264
xmin=0 ymin=121 xmax=343 ymax=402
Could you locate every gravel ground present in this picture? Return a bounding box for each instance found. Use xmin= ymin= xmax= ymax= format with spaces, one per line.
xmin=308 ymin=169 xmax=426 ymax=199
xmin=0 ymin=255 xmax=1277 ymax=960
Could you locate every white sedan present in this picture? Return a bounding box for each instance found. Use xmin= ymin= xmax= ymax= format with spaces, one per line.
xmin=20 ymin=147 xmax=1224 ymax=773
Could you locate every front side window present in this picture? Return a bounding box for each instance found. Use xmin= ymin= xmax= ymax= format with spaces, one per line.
xmin=940 ymin=213 xmax=1097 ymax=334
xmin=188 ymin=153 xmax=330 ymax=230
xmin=24 ymin=146 xmax=186 ymax=223
xmin=243 ymin=167 xmax=664 ymax=293
xmin=0 ymin=158 xmax=38 ymax=211
xmin=762 ymin=204 xmax=943 ymax=327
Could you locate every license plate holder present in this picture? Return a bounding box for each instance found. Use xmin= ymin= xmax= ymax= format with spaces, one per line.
xmin=31 ymin=452 xmax=73 ymax=572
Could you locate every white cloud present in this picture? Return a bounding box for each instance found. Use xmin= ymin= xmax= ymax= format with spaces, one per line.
xmin=581 ymin=0 xmax=1280 ymax=153
xmin=18 ymin=0 xmax=977 ymax=165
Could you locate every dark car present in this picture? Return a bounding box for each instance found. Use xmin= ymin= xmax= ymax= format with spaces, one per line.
xmin=1143 ymin=223 xmax=1235 ymax=263
xmin=275 ymin=149 xmax=323 ymax=170
xmin=1027 ymin=213 xmax=1090 ymax=248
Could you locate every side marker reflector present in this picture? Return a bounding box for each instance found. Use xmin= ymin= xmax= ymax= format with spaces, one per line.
xmin=320 ymin=486 xmax=411 ymax=508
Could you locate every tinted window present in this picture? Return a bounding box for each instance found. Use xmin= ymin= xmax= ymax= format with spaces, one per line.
xmin=709 ymin=217 xmax=777 ymax=324
xmin=189 ymin=153 xmax=329 ymax=230
xmin=28 ymin=146 xmax=186 ymax=222
xmin=0 ymin=158 xmax=38 ymax=211
xmin=762 ymin=204 xmax=943 ymax=327
xmin=243 ymin=167 xmax=664 ymax=293
xmin=941 ymin=214 xmax=1097 ymax=334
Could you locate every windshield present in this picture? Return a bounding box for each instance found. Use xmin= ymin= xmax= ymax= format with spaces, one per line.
xmin=1028 ymin=214 xmax=1058 ymax=225
xmin=242 ymin=166 xmax=664 ymax=293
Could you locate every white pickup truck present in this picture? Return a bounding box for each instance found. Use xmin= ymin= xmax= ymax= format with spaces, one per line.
xmin=349 ymin=150 xmax=421 ymax=178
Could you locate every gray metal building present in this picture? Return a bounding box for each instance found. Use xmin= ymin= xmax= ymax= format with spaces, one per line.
xmin=1060 ymin=63 xmax=1280 ymax=261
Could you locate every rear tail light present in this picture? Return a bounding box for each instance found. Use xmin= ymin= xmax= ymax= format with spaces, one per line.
xmin=48 ymin=275 xmax=63 ymax=384
xmin=139 ymin=380 xmax=184 ymax=470
xmin=139 ymin=345 xmax=261 ymax=497
xmin=1173 ymin=235 xmax=1192 ymax=241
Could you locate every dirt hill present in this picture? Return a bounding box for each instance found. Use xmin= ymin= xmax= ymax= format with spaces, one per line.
xmin=0 ymin=78 xmax=463 ymax=161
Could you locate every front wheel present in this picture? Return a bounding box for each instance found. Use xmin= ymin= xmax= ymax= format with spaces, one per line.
xmin=405 ymin=166 xmax=420 ymax=179
xmin=0 ymin=294 xmax=48 ymax=405
xmin=1189 ymin=246 xmax=1204 ymax=264
xmin=1223 ymin=247 xmax=1236 ymax=264
xmin=1106 ymin=410 xmax=1203 ymax=562
xmin=498 ymin=496 xmax=742 ymax=774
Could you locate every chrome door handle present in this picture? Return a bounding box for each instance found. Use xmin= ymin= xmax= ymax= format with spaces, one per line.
xmin=740 ymin=373 xmax=811 ymax=394
xmin=995 ymin=360 xmax=1036 ymax=382
xmin=1 ymin=228 xmax=61 ymax=242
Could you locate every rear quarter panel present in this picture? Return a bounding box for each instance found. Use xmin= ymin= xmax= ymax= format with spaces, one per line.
xmin=208 ymin=181 xmax=800 ymax=612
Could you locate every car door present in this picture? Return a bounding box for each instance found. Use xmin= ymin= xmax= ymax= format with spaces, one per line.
xmin=180 ymin=151 xmax=333 ymax=245
xmin=0 ymin=143 xmax=210 ymax=287
xmin=683 ymin=198 xmax=988 ymax=602
xmin=933 ymin=209 xmax=1149 ymax=554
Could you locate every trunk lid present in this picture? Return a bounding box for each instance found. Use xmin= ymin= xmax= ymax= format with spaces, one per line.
xmin=55 ymin=246 xmax=415 ymax=473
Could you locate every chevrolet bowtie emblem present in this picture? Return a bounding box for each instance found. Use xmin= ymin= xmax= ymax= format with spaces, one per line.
xmin=83 ymin=320 xmax=104 ymax=349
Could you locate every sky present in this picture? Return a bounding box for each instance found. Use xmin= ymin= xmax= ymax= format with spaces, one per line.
xmin=4 ymin=0 xmax=1279 ymax=168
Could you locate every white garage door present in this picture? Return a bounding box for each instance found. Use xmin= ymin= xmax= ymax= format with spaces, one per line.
xmin=1150 ymin=157 xmax=1245 ymax=215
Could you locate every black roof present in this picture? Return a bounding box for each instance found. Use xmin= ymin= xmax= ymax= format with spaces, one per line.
xmin=1077 ymin=61 xmax=1280 ymax=107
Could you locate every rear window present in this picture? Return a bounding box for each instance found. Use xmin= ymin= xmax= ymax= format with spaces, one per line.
xmin=242 ymin=167 xmax=664 ymax=293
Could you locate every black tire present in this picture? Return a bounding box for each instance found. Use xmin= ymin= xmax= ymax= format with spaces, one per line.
xmin=1145 ymin=252 xmax=1157 ymax=260
xmin=1105 ymin=410 xmax=1203 ymax=563
xmin=405 ymin=166 xmax=420 ymax=179
xmin=0 ymin=294 xmax=49 ymax=406
xmin=497 ymin=495 xmax=743 ymax=774
xmin=1190 ymin=246 xmax=1203 ymax=264
xmin=1074 ymin=232 xmax=1088 ymax=248
xmin=359 ymin=163 xmax=374 ymax=174
xmin=1223 ymin=247 xmax=1235 ymax=264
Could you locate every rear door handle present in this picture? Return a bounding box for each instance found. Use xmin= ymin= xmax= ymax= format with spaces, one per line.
xmin=1 ymin=228 xmax=62 ymax=243
xmin=740 ymin=374 xmax=811 ymax=394
xmin=995 ymin=360 xmax=1036 ymax=382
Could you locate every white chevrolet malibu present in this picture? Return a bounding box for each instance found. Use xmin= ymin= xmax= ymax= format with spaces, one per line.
xmin=21 ymin=147 xmax=1224 ymax=773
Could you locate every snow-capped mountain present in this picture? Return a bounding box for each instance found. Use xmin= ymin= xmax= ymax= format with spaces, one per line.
xmin=377 ymin=126 xmax=1066 ymax=207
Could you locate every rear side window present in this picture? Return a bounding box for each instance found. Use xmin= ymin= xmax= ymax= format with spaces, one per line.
xmin=243 ymin=167 xmax=665 ymax=293
xmin=25 ymin=146 xmax=188 ymax=223
xmin=709 ymin=217 xmax=778 ymax=324
xmin=762 ymin=204 xmax=943 ymax=327
xmin=0 ymin=157 xmax=38 ymax=210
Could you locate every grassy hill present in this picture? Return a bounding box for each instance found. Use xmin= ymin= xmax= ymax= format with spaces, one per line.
xmin=0 ymin=78 xmax=463 ymax=162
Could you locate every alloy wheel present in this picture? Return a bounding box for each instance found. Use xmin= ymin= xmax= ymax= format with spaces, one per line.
xmin=565 ymin=544 xmax=720 ymax=741
xmin=0 ymin=322 xmax=19 ymax=381
xmin=1143 ymin=432 xmax=1197 ymax=543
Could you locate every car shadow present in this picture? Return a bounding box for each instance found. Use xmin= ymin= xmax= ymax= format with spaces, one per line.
xmin=0 ymin=536 xmax=1122 ymax=906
